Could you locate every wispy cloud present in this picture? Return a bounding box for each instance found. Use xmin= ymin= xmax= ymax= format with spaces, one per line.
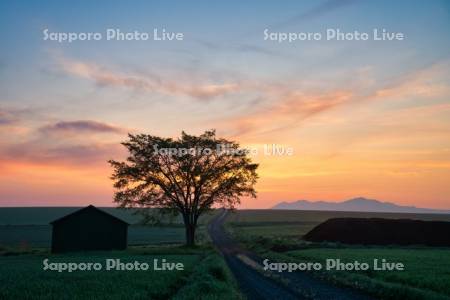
xmin=0 ymin=115 xmax=128 ymax=168
xmin=370 ymin=62 xmax=450 ymax=100
xmin=270 ymin=0 xmax=358 ymax=30
xmin=222 ymin=90 xmax=353 ymax=138
xmin=39 ymin=120 xmax=128 ymax=135
xmin=0 ymin=109 xmax=17 ymax=125
xmin=58 ymin=56 xmax=242 ymax=100
xmin=53 ymin=54 xmax=450 ymax=142
xmin=0 ymin=139 xmax=125 ymax=166
xmin=219 ymin=61 xmax=450 ymax=139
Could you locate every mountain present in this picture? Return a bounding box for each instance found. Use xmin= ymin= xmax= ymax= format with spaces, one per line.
xmin=272 ymin=197 xmax=450 ymax=214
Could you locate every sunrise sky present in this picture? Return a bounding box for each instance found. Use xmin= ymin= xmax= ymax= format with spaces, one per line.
xmin=1 ymin=0 xmax=450 ymax=208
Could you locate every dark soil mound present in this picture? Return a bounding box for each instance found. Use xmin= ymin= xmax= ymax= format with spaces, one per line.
xmin=303 ymin=218 xmax=450 ymax=246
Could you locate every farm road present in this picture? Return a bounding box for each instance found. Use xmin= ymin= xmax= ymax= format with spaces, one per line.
xmin=208 ymin=209 xmax=373 ymax=300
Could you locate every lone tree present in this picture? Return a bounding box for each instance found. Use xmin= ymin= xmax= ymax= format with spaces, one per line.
xmin=109 ymin=130 xmax=258 ymax=246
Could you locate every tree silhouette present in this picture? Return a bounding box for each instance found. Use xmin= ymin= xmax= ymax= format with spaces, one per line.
xmin=109 ymin=130 xmax=258 ymax=246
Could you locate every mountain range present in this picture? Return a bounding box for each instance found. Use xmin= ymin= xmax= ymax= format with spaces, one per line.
xmin=272 ymin=197 xmax=450 ymax=214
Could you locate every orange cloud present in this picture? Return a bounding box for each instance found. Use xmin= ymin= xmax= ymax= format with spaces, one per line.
xmin=218 ymin=61 xmax=450 ymax=140
xmin=220 ymin=90 xmax=353 ymax=139
xmin=3 ymin=55 xmax=449 ymax=208
xmin=371 ymin=62 xmax=450 ymax=100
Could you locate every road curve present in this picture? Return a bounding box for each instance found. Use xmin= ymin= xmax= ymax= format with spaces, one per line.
xmin=208 ymin=209 xmax=374 ymax=300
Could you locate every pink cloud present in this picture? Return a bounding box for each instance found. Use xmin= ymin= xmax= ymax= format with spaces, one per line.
xmin=39 ymin=120 xmax=128 ymax=135
xmin=58 ymin=57 xmax=241 ymax=100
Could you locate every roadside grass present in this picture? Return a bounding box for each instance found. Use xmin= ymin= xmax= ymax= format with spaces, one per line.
xmin=173 ymin=253 xmax=243 ymax=300
xmin=226 ymin=222 xmax=313 ymax=253
xmin=231 ymin=222 xmax=317 ymax=239
xmin=225 ymin=210 xmax=450 ymax=300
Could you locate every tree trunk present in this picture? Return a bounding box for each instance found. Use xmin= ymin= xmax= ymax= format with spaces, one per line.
xmin=185 ymin=223 xmax=196 ymax=246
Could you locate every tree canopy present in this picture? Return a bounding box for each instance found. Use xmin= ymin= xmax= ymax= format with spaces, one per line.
xmin=109 ymin=130 xmax=258 ymax=245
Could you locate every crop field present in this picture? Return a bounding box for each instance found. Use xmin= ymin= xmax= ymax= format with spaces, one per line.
xmin=286 ymin=248 xmax=450 ymax=299
xmin=3 ymin=208 xmax=450 ymax=299
xmin=0 ymin=251 xmax=197 ymax=299
xmin=227 ymin=209 xmax=450 ymax=225
xmin=0 ymin=208 xmax=217 ymax=248
xmin=0 ymin=207 xmax=144 ymax=225
xmin=0 ymin=207 xmax=216 ymax=226
xmin=0 ymin=247 xmax=241 ymax=300
xmin=226 ymin=209 xmax=450 ymax=299
xmin=226 ymin=209 xmax=450 ymax=243
xmin=0 ymin=225 xmax=187 ymax=248
xmin=0 ymin=208 xmax=237 ymax=300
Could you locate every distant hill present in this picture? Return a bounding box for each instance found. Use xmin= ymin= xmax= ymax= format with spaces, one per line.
xmin=272 ymin=197 xmax=450 ymax=214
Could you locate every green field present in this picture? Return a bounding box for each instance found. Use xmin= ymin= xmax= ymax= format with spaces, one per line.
xmin=226 ymin=210 xmax=450 ymax=300
xmin=0 ymin=207 xmax=144 ymax=225
xmin=0 ymin=208 xmax=216 ymax=248
xmin=286 ymin=248 xmax=450 ymax=299
xmin=0 ymin=208 xmax=238 ymax=299
xmin=227 ymin=209 xmax=450 ymax=226
xmin=0 ymin=246 xmax=241 ymax=300
xmin=3 ymin=208 xmax=450 ymax=299
xmin=0 ymin=225 xmax=188 ymax=248
xmin=0 ymin=207 xmax=217 ymax=226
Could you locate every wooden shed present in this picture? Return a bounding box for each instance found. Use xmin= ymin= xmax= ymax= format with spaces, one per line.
xmin=50 ymin=205 xmax=129 ymax=253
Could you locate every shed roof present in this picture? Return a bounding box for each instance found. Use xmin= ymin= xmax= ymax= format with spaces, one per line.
xmin=50 ymin=205 xmax=130 ymax=225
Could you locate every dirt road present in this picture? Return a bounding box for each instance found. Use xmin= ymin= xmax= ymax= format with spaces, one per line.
xmin=208 ymin=209 xmax=373 ymax=300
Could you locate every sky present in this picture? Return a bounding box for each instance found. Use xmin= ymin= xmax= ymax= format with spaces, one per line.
xmin=0 ymin=0 xmax=450 ymax=208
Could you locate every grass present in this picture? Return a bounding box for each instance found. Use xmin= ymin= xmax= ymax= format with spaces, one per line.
xmin=284 ymin=248 xmax=450 ymax=300
xmin=0 ymin=250 xmax=198 ymax=299
xmin=173 ymin=253 xmax=242 ymax=300
xmin=0 ymin=245 xmax=241 ymax=300
xmin=0 ymin=208 xmax=237 ymax=300
xmin=5 ymin=208 xmax=449 ymax=299
xmin=231 ymin=222 xmax=316 ymax=239
xmin=226 ymin=209 xmax=450 ymax=300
